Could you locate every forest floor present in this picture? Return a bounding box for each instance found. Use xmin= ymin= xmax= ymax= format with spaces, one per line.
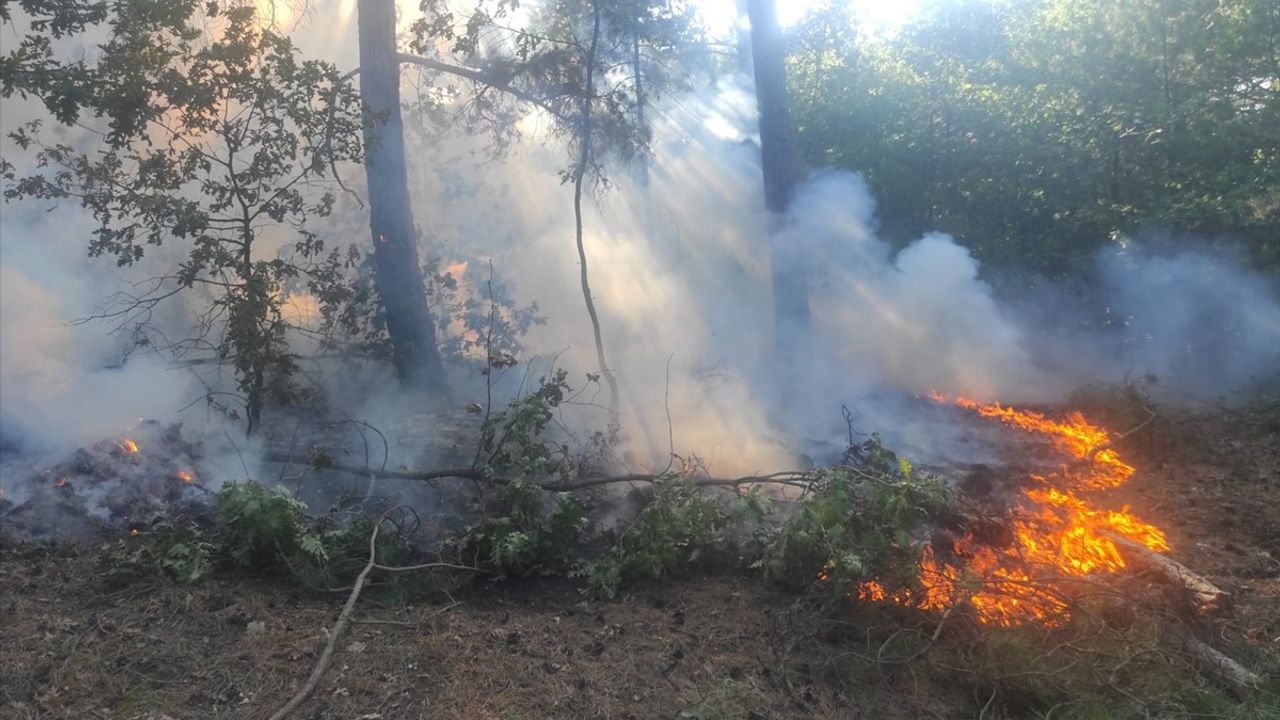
xmin=2 ymin=403 xmax=1279 ymax=720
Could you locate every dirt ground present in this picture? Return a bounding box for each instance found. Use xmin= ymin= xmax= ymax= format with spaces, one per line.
xmin=2 ymin=404 xmax=1278 ymax=720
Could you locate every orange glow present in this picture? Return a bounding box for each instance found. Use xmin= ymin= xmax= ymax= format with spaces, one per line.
xmin=858 ymin=395 xmax=1168 ymax=626
xmin=120 ymin=438 xmax=140 ymax=454
xmin=177 ymin=470 xmax=194 ymax=483
xmin=129 ymin=528 xmax=141 ymax=537
xmin=56 ymin=477 xmax=68 ymax=488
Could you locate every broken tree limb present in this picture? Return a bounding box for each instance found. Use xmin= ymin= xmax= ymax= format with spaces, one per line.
xmin=261 ymin=451 xmax=814 ymax=493
xmin=1106 ymin=533 xmax=1231 ymax=614
xmin=1187 ymin=637 xmax=1261 ymax=693
xmin=266 ymin=510 xmax=481 ymax=720
xmin=267 ymin=511 xmax=388 ymax=720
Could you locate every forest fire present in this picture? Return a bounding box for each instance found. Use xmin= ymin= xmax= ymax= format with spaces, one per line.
xmin=858 ymin=395 xmax=1170 ymax=627
xmin=119 ymin=438 xmax=140 ymax=455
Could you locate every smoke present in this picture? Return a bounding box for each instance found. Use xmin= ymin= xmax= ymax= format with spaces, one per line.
xmin=1016 ymin=242 xmax=1280 ymax=401
xmin=0 ymin=214 xmax=197 ymax=461
xmin=2 ymin=6 xmax=1277 ymax=492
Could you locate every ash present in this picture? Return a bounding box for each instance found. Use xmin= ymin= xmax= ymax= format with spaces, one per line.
xmin=0 ymin=421 xmax=213 ymax=543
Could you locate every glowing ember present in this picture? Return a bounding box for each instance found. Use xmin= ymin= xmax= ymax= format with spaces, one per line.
xmin=120 ymin=438 xmax=140 ymax=454
xmin=129 ymin=528 xmax=141 ymax=537
xmin=177 ymin=470 xmax=194 ymax=483
xmin=858 ymin=395 xmax=1169 ymax=626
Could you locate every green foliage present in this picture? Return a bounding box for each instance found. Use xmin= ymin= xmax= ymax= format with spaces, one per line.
xmin=451 ymin=481 xmax=587 ymax=577
xmin=788 ymin=0 xmax=1280 ymax=274
xmin=476 ymin=369 xmax=575 ymax=480
xmin=765 ymin=437 xmax=951 ymax=596
xmin=1 ymin=2 xmax=369 ymax=434
xmin=216 ymin=480 xmax=322 ymax=570
xmin=113 ymin=481 xmax=425 ymax=593
xmin=585 ymin=477 xmax=729 ymax=599
xmin=150 ymin=521 xmax=216 ymax=584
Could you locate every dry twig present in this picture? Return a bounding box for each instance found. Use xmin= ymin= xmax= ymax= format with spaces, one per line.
xmin=266 ymin=509 xmax=478 ymax=720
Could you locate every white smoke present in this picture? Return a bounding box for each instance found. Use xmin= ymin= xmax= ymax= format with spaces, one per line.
xmin=2 ymin=4 xmax=1277 ymax=487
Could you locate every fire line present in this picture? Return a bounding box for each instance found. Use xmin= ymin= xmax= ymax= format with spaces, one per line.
xmin=857 ymin=394 xmax=1169 ymax=627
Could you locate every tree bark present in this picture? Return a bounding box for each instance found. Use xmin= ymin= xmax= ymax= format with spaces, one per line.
xmin=358 ymin=0 xmax=448 ymax=393
xmin=746 ymin=0 xmax=810 ymax=354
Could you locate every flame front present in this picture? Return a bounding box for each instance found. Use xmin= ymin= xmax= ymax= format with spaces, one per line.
xmin=860 ymin=395 xmax=1169 ymax=626
xmin=120 ymin=438 xmax=140 ymax=454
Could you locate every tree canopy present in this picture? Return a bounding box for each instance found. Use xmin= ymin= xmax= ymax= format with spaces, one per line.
xmin=788 ymin=0 xmax=1279 ymax=277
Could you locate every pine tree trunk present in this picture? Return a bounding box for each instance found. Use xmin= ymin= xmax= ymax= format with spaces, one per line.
xmin=357 ymin=0 xmax=448 ymax=394
xmin=746 ymin=0 xmax=810 ymax=353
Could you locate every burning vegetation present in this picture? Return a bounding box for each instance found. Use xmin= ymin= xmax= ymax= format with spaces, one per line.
xmin=857 ymin=395 xmax=1171 ymax=627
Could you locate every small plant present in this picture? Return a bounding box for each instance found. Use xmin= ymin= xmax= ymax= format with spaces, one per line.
xmin=766 ymin=437 xmax=951 ymax=597
xmin=150 ymin=521 xmax=216 ymax=584
xmin=475 ymin=369 xmax=574 ymax=480
xmin=450 ymin=481 xmax=588 ymax=577
xmin=585 ymin=477 xmax=729 ymax=599
xmin=216 ymin=481 xmax=325 ymax=570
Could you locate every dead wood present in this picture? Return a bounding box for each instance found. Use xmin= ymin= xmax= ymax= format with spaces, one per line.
xmin=262 ymin=452 xmax=814 ymax=493
xmin=1187 ymin=637 xmax=1261 ymax=693
xmin=266 ymin=510 xmax=478 ymax=720
xmin=1106 ymin=533 xmax=1231 ymax=614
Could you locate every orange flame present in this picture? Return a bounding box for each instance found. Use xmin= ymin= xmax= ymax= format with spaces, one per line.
xmin=859 ymin=395 xmax=1168 ymax=626
xmin=177 ymin=470 xmax=194 ymax=483
xmin=120 ymin=438 xmax=140 ymax=454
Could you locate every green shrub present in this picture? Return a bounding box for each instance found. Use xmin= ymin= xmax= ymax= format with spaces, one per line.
xmin=150 ymin=521 xmax=216 ymax=584
xmin=216 ymin=480 xmax=324 ymax=569
xmin=451 ymin=480 xmax=588 ymax=577
xmin=585 ymin=477 xmax=729 ymax=599
xmin=766 ymin=437 xmax=951 ymax=596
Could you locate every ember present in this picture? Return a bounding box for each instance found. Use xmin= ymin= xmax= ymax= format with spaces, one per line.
xmin=859 ymin=396 xmax=1170 ymax=626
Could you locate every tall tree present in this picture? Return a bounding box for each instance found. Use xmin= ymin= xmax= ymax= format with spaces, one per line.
xmin=746 ymin=0 xmax=811 ymax=354
xmin=357 ymin=0 xmax=448 ymax=392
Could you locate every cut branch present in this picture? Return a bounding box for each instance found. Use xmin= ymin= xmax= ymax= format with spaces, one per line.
xmin=1107 ymin=533 xmax=1231 ymax=614
xmin=266 ymin=511 xmax=386 ymax=720
xmin=1187 ymin=637 xmax=1262 ymax=693
xmin=261 ymin=451 xmax=812 ymax=493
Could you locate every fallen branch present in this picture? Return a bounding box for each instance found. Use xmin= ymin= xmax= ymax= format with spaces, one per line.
xmin=266 ymin=512 xmax=387 ymax=720
xmin=1187 ymin=637 xmax=1261 ymax=693
xmin=266 ymin=511 xmax=478 ymax=720
xmin=1106 ymin=533 xmax=1231 ymax=614
xmin=262 ymin=452 xmax=814 ymax=493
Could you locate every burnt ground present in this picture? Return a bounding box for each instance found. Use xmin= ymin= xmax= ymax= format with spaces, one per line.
xmin=2 ymin=404 xmax=1279 ymax=720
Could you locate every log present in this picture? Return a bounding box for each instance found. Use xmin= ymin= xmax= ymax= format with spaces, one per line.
xmin=1187 ymin=637 xmax=1261 ymax=693
xmin=1107 ymin=533 xmax=1231 ymax=614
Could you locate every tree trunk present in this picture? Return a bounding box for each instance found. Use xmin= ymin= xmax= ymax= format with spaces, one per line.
xmin=573 ymin=1 xmax=619 ymax=411
xmin=746 ymin=0 xmax=810 ymax=353
xmin=358 ymin=0 xmax=448 ymax=393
